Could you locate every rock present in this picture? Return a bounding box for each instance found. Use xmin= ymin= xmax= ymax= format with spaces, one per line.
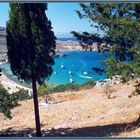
xmin=54 ymin=123 xmax=68 ymax=129
xmin=27 ymin=134 xmax=32 ymax=137
xmin=47 ymin=128 xmax=52 ymax=131
xmin=116 ymin=81 xmax=121 ymax=84
xmin=61 ymin=132 xmax=66 ymax=135
xmin=39 ymin=102 xmax=49 ymax=109
xmin=100 ymin=117 xmax=104 ymax=119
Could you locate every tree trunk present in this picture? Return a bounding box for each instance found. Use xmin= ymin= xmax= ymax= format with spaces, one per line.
xmin=32 ymin=78 xmax=41 ymax=137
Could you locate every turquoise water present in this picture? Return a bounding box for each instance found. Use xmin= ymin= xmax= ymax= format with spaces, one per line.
xmin=0 ymin=51 xmax=108 ymax=86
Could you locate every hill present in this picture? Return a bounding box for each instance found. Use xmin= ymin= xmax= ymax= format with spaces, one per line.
xmin=0 ymin=82 xmax=140 ymax=137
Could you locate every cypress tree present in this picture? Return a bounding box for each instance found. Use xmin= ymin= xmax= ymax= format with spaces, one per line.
xmin=6 ymin=3 xmax=56 ymax=136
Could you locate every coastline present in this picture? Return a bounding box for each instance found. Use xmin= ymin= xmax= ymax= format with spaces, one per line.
xmin=0 ymin=65 xmax=120 ymax=94
xmin=0 ymin=64 xmax=31 ymax=94
xmin=0 ymin=59 xmax=122 ymax=94
xmin=0 ymin=48 xmax=121 ymax=93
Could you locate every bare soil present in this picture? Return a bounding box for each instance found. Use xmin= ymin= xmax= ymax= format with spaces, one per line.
xmin=0 ymin=82 xmax=140 ymax=137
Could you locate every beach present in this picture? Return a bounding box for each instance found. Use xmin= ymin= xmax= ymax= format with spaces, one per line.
xmin=0 ymin=70 xmax=31 ymax=94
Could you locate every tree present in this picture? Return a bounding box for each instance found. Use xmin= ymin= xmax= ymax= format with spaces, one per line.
xmin=72 ymin=3 xmax=140 ymax=59
xmin=6 ymin=3 xmax=56 ymax=136
xmin=72 ymin=3 xmax=140 ymax=86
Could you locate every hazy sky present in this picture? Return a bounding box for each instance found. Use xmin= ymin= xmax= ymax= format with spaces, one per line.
xmin=0 ymin=3 xmax=100 ymax=37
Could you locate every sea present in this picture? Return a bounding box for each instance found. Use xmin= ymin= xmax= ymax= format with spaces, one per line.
xmin=57 ymin=37 xmax=77 ymax=41
xmin=0 ymin=38 xmax=108 ymax=86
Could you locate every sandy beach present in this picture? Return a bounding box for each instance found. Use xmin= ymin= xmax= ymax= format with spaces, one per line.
xmin=0 ymin=71 xmax=31 ymax=94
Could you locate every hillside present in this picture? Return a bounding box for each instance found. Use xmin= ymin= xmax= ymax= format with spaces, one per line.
xmin=0 ymin=82 xmax=140 ymax=137
xmin=0 ymin=27 xmax=7 ymax=53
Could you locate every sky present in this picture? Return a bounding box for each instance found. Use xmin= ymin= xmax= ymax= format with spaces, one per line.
xmin=0 ymin=3 xmax=101 ymax=38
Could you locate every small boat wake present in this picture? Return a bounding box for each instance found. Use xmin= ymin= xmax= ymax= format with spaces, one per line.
xmin=77 ymin=73 xmax=93 ymax=79
xmin=77 ymin=59 xmax=93 ymax=79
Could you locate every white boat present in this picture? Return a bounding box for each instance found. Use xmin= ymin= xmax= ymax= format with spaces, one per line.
xmin=83 ymin=71 xmax=88 ymax=75
xmin=69 ymin=71 xmax=72 ymax=74
xmin=70 ymin=78 xmax=73 ymax=83
xmin=61 ymin=64 xmax=64 ymax=69
xmin=69 ymin=75 xmax=74 ymax=83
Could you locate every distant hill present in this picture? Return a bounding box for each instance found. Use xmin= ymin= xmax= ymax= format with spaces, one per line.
xmin=0 ymin=27 xmax=7 ymax=53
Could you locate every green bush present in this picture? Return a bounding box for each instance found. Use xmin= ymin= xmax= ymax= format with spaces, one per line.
xmin=37 ymin=80 xmax=96 ymax=95
xmin=81 ymin=80 xmax=96 ymax=89
xmin=37 ymin=84 xmax=53 ymax=96
xmin=120 ymin=77 xmax=127 ymax=83
xmin=0 ymin=84 xmax=17 ymax=118
xmin=13 ymin=88 xmax=30 ymax=101
xmin=52 ymin=83 xmax=80 ymax=93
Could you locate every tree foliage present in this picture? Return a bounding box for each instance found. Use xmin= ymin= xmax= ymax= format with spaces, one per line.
xmin=13 ymin=88 xmax=31 ymax=101
xmin=0 ymin=84 xmax=17 ymax=118
xmin=7 ymin=3 xmax=56 ymax=84
xmin=72 ymin=3 xmax=140 ymax=83
xmin=6 ymin=3 xmax=56 ymax=136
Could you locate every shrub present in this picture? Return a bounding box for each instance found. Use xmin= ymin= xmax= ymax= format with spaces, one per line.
xmin=128 ymin=91 xmax=139 ymax=98
xmin=81 ymin=80 xmax=96 ymax=89
xmin=37 ymin=83 xmax=53 ymax=96
xmin=52 ymin=83 xmax=80 ymax=93
xmin=37 ymin=81 xmax=96 ymax=95
xmin=0 ymin=84 xmax=17 ymax=118
xmin=104 ymin=84 xmax=116 ymax=99
xmin=13 ymin=88 xmax=30 ymax=101
xmin=120 ymin=77 xmax=127 ymax=83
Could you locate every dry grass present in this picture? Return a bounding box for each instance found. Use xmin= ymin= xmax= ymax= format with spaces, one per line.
xmin=0 ymin=82 xmax=140 ymax=137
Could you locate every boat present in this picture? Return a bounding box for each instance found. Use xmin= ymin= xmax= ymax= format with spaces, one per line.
xmin=55 ymin=50 xmax=67 ymax=58
xmin=61 ymin=64 xmax=65 ymax=69
xmin=54 ymin=71 xmax=57 ymax=75
xmin=69 ymin=71 xmax=72 ymax=74
xmin=83 ymin=71 xmax=88 ymax=75
xmin=70 ymin=78 xmax=74 ymax=83
xmin=69 ymin=75 xmax=74 ymax=83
